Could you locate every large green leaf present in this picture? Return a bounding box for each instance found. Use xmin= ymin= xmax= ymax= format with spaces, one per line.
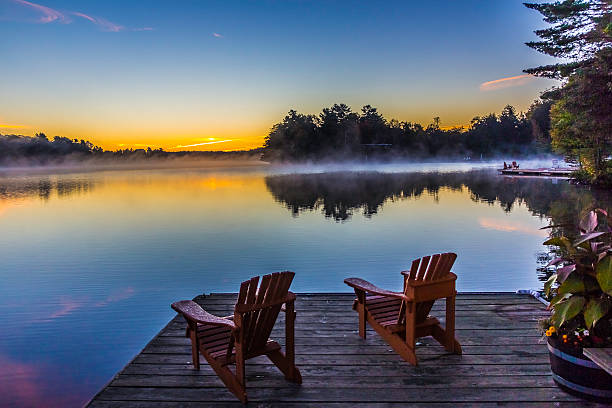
xmin=552 ymin=296 xmax=585 ymax=328
xmin=544 ymin=236 xmax=572 ymax=250
xmin=549 ymin=292 xmax=571 ymax=308
xmin=573 ymin=231 xmax=607 ymax=247
xmin=557 ymin=275 xmax=585 ymax=295
xmin=596 ymin=256 xmax=612 ymax=295
xmin=544 ymin=274 xmax=557 ymax=297
xmin=584 ymin=299 xmax=611 ymax=329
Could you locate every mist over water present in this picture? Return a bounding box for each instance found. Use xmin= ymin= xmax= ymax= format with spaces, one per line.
xmin=0 ymin=161 xmax=604 ymax=406
xmin=264 ymin=157 xmax=563 ymax=175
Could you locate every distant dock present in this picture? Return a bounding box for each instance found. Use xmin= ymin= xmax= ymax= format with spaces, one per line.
xmin=86 ymin=292 xmax=596 ymax=407
xmin=498 ymin=167 xmax=573 ymax=177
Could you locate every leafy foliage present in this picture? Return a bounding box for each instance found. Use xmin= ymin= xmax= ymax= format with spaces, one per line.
xmin=544 ymin=208 xmax=612 ymax=346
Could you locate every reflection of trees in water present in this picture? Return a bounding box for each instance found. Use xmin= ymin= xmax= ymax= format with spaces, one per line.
xmin=265 ymin=170 xmax=612 ymax=283
xmin=0 ymin=176 xmax=98 ymax=201
xmin=265 ymin=170 xmax=612 ymax=226
xmin=266 ymin=171 xmax=583 ymax=221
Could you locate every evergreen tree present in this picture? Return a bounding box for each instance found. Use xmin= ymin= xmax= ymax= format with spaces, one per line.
xmin=524 ymin=0 xmax=612 ymax=79
xmin=549 ymin=48 xmax=612 ymax=183
xmin=525 ymin=1 xmax=611 ymax=184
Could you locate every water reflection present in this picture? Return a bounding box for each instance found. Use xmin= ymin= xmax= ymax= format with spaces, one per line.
xmin=266 ymin=170 xmax=612 ymax=285
xmin=0 ymin=175 xmax=98 ymax=201
xmin=265 ymin=170 xmax=609 ymax=222
xmin=0 ymin=167 xmax=611 ymax=407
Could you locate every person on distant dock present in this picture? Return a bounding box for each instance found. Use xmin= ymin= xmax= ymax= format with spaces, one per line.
xmin=503 ymin=162 xmax=508 ymax=169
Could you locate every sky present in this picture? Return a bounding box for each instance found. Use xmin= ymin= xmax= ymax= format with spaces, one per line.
xmin=0 ymin=0 xmax=560 ymax=151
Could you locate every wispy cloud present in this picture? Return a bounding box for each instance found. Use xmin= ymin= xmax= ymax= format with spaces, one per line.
xmin=479 ymin=74 xmax=534 ymax=91
xmin=173 ymin=139 xmax=233 ymax=148
xmin=11 ymin=0 xmax=68 ymax=23
xmin=72 ymin=11 xmax=123 ymax=32
xmin=8 ymin=0 xmax=149 ymax=32
xmin=71 ymin=11 xmax=94 ymax=22
xmin=212 ymin=32 xmax=223 ymax=38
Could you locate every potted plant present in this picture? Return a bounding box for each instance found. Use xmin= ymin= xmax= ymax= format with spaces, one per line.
xmin=541 ymin=208 xmax=612 ymax=402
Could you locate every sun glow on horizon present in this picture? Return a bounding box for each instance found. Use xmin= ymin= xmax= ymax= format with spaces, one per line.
xmin=1 ymin=1 xmax=559 ymax=152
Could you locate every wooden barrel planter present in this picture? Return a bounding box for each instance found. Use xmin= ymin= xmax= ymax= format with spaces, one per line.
xmin=547 ymin=337 xmax=612 ymax=402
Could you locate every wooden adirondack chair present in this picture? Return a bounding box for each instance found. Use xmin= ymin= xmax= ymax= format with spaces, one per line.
xmin=171 ymin=271 xmax=302 ymax=403
xmin=344 ymin=253 xmax=462 ymax=365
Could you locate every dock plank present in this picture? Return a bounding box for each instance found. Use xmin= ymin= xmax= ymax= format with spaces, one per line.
xmin=88 ymin=293 xmax=603 ymax=407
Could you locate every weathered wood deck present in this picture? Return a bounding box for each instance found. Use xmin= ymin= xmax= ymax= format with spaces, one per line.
xmin=88 ymin=293 xmax=606 ymax=407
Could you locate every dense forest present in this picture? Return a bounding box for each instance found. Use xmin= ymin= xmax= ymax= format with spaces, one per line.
xmin=262 ymin=102 xmax=552 ymax=161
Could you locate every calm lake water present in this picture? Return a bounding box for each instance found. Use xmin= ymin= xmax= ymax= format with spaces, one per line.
xmin=1 ymin=161 xmax=609 ymax=406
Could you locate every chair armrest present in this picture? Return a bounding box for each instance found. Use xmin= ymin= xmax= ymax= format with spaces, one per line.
xmin=344 ymin=278 xmax=408 ymax=301
xmin=171 ymin=300 xmax=237 ymax=330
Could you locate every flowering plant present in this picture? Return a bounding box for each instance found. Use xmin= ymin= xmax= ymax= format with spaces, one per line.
xmin=541 ymin=208 xmax=612 ymax=348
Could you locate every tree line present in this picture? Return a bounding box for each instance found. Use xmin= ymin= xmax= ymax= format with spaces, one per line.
xmin=0 ymin=133 xmax=262 ymax=165
xmin=262 ymin=102 xmax=551 ymax=162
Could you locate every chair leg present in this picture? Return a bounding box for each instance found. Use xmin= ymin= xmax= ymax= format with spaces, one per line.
xmin=208 ymin=359 xmax=248 ymax=403
xmin=445 ymin=296 xmax=456 ymax=353
xmin=426 ymin=296 xmax=462 ymax=355
xmin=356 ymin=292 xmax=367 ymax=339
xmin=267 ymin=349 xmax=303 ymax=384
xmin=189 ymin=325 xmax=200 ymax=370
xmin=235 ymin=344 xmax=246 ymax=391
xmin=281 ymin=300 xmax=302 ymax=383
xmin=400 ymin=303 xmax=418 ymax=365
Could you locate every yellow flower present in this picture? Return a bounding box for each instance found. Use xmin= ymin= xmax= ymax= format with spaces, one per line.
xmin=545 ymin=330 xmax=551 ymax=336
xmin=562 ymin=334 xmax=567 ymax=339
xmin=549 ymin=326 xmax=556 ymax=333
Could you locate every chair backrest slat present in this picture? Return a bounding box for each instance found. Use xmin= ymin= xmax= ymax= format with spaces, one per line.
xmin=235 ymin=271 xmax=295 ymax=355
xmin=415 ymin=255 xmax=431 ymax=280
xmin=423 ymin=254 xmax=441 ymax=281
xmin=247 ymin=273 xmax=275 ymax=352
xmin=408 ymin=259 xmax=420 ymax=279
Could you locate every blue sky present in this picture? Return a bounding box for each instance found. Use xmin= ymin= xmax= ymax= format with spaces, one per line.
xmin=0 ymin=0 xmax=559 ymax=150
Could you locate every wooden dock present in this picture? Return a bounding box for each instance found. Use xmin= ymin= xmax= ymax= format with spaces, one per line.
xmin=499 ymin=168 xmax=573 ymax=177
xmin=88 ymin=293 xmax=606 ymax=407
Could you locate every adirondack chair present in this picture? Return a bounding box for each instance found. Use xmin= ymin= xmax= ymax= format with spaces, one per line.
xmin=171 ymin=271 xmax=302 ymax=403
xmin=344 ymin=253 xmax=461 ymax=365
